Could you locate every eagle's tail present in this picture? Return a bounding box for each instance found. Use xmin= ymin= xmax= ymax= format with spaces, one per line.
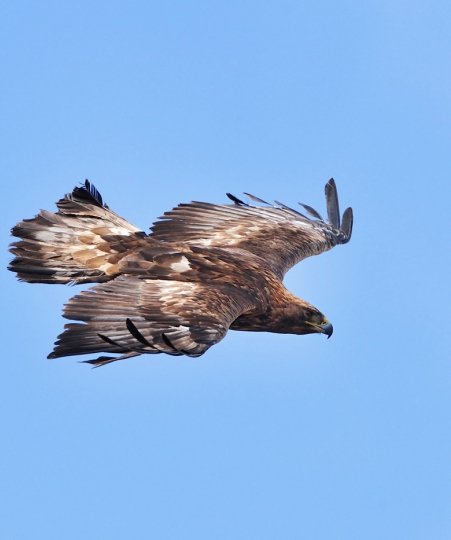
xmin=9 ymin=180 xmax=146 ymax=284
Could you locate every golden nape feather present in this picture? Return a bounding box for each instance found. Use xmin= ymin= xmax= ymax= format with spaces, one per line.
xmin=9 ymin=178 xmax=353 ymax=366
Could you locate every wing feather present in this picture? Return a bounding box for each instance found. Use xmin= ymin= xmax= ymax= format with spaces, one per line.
xmin=325 ymin=178 xmax=340 ymax=229
xmin=340 ymin=207 xmax=354 ymax=242
xmin=48 ymin=275 xmax=255 ymax=364
xmin=151 ymin=179 xmax=352 ymax=277
xmin=298 ymin=202 xmax=323 ymax=220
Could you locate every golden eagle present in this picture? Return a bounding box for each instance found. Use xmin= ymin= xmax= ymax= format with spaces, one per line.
xmin=9 ymin=179 xmax=353 ymax=366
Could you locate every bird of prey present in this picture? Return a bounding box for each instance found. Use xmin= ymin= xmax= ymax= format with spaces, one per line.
xmin=9 ymin=179 xmax=353 ymax=366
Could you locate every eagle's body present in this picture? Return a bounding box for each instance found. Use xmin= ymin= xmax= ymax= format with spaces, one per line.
xmin=9 ymin=179 xmax=353 ymax=366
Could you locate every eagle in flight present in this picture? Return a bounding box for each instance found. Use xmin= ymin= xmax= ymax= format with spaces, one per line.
xmin=9 ymin=179 xmax=353 ymax=366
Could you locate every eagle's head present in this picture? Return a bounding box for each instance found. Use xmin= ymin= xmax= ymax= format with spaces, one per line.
xmin=298 ymin=305 xmax=333 ymax=338
xmin=230 ymin=301 xmax=333 ymax=338
xmin=269 ymin=300 xmax=333 ymax=338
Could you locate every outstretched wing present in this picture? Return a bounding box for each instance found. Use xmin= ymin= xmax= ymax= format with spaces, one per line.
xmin=48 ymin=275 xmax=255 ymax=366
xmin=150 ymin=179 xmax=353 ymax=277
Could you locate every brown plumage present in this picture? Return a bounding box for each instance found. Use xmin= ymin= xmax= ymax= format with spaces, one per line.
xmin=9 ymin=179 xmax=353 ymax=366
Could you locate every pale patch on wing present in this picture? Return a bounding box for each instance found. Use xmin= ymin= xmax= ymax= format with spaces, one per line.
xmin=291 ymin=220 xmax=313 ymax=229
xmin=149 ymin=279 xmax=199 ymax=303
xmin=176 ymin=325 xmax=190 ymax=332
xmin=34 ymin=230 xmax=60 ymax=242
xmin=169 ymin=255 xmax=191 ymax=272
xmin=98 ymin=226 xmax=135 ymax=236
xmin=195 ymin=238 xmax=214 ymax=246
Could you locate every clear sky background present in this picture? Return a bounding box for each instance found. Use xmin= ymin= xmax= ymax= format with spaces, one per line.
xmin=1 ymin=1 xmax=450 ymax=539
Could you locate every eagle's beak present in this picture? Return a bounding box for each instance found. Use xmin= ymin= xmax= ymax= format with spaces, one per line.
xmin=320 ymin=321 xmax=333 ymax=339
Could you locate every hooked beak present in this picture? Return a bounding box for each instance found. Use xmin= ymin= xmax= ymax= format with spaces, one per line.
xmin=305 ymin=320 xmax=334 ymax=338
xmin=320 ymin=321 xmax=333 ymax=339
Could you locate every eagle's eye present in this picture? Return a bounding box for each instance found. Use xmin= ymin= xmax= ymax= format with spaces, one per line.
xmin=306 ymin=311 xmax=324 ymax=325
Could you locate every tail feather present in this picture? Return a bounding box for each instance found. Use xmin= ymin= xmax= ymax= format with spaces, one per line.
xmin=9 ymin=180 xmax=146 ymax=284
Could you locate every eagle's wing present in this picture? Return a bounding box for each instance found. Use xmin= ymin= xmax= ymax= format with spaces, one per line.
xmin=48 ymin=275 xmax=255 ymax=366
xmin=150 ymin=179 xmax=353 ymax=278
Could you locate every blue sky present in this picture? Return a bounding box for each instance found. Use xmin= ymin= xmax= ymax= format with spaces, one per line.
xmin=1 ymin=1 xmax=450 ymax=538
